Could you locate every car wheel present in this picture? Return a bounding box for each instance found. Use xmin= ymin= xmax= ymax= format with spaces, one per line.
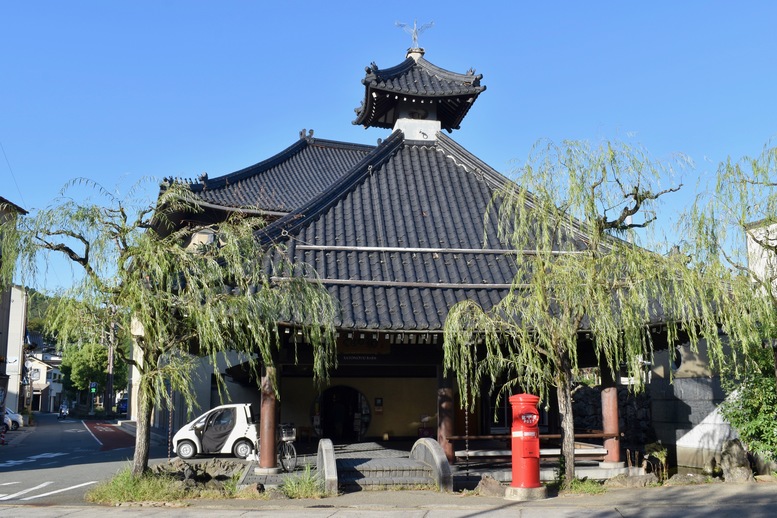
xmin=232 ymin=439 xmax=253 ymax=459
xmin=11 ymin=422 xmax=19 ymax=431
xmin=177 ymin=440 xmax=197 ymax=459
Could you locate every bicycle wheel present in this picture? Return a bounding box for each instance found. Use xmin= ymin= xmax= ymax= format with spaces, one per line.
xmin=278 ymin=441 xmax=297 ymax=472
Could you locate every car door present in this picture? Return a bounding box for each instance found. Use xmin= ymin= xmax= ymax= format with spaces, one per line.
xmin=199 ymin=407 xmax=236 ymax=454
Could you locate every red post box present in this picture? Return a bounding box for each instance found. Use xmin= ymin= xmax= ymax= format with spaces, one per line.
xmin=509 ymin=393 xmax=541 ymax=489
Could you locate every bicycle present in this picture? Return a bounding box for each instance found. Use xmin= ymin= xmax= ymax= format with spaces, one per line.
xmin=277 ymin=423 xmax=297 ymax=472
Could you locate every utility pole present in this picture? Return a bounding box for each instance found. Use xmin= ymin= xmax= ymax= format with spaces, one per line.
xmin=105 ymin=321 xmax=115 ymax=413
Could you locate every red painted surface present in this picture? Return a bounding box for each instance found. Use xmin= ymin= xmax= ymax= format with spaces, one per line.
xmin=601 ymin=386 xmax=620 ymax=462
xmin=509 ymin=393 xmax=541 ymax=489
xmin=83 ymin=421 xmax=135 ymax=451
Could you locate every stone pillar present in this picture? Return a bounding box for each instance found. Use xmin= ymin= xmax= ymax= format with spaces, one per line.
xmin=437 ymin=366 xmax=455 ymax=464
xmin=600 ymin=364 xmax=621 ymax=463
xmin=259 ymin=366 xmax=278 ymax=470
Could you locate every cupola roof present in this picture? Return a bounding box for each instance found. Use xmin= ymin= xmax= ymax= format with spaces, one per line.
xmin=353 ymin=49 xmax=486 ymax=132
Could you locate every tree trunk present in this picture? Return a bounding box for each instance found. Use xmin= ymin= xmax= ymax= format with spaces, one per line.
xmin=131 ymin=377 xmax=153 ymax=477
xmin=557 ymin=376 xmax=576 ymax=488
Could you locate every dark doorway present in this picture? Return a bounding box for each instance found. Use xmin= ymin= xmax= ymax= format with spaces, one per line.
xmin=316 ymin=386 xmax=371 ymax=443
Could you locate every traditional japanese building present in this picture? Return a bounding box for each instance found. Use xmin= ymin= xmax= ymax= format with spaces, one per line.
xmin=161 ymin=45 xmax=626 ymax=465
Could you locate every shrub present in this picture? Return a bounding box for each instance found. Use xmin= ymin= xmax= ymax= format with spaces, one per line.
xmin=279 ymin=465 xmax=326 ymax=499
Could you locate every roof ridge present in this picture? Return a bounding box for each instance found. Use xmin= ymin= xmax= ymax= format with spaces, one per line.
xmin=187 ymin=138 xmax=307 ymax=192
xmin=363 ymin=57 xmax=416 ymax=85
xmin=188 ymin=137 xmax=376 ymax=193
xmin=415 ymin=56 xmax=484 ymax=85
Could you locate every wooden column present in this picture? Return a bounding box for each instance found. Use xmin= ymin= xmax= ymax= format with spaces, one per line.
xmin=437 ymin=366 xmax=455 ymax=464
xmin=260 ymin=366 xmax=277 ymax=469
xmin=600 ymin=363 xmax=621 ymax=463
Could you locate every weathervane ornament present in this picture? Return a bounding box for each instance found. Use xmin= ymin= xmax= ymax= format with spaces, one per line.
xmin=395 ymin=19 xmax=434 ymax=49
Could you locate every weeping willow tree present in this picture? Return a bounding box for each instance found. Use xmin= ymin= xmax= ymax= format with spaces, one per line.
xmin=4 ymin=179 xmax=337 ymax=476
xmin=444 ymin=140 xmax=729 ymax=486
xmin=0 ymin=199 xmax=24 ymax=290
xmin=685 ymin=143 xmax=777 ymax=461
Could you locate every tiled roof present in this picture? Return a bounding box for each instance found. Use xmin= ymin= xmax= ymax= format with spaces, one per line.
xmin=0 ymin=196 xmax=27 ymax=215
xmin=259 ymin=131 xmax=522 ymax=331
xmin=353 ymin=53 xmax=486 ymax=132
xmin=176 ymin=136 xmax=375 ymax=215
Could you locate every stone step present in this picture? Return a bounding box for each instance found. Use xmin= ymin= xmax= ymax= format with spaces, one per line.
xmin=337 ymin=457 xmax=435 ymax=489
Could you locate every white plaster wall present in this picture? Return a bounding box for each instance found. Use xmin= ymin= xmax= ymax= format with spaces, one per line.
xmin=1 ymin=286 xmax=26 ymax=411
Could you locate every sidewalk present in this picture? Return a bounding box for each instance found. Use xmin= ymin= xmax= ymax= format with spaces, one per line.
xmin=1 ymin=481 xmax=776 ymax=517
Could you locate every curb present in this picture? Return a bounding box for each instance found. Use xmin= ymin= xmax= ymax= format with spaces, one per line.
xmin=117 ymin=420 xmax=168 ymax=447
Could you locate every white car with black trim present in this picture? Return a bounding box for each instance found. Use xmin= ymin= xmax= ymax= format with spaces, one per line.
xmin=172 ymin=403 xmax=259 ymax=459
xmin=4 ymin=409 xmax=23 ymax=430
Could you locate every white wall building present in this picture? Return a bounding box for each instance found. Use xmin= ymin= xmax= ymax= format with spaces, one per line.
xmin=1 ymin=286 xmax=27 ymax=412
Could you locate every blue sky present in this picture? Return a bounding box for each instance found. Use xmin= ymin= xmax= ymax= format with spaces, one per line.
xmin=2 ymin=1 xmax=777 ymax=287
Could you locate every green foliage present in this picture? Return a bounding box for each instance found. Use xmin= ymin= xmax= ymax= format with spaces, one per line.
xmin=645 ymin=441 xmax=669 ymax=483
xmin=565 ymin=478 xmax=606 ymax=495
xmin=87 ymin=466 xmax=267 ymax=503
xmin=0 ymin=202 xmax=23 ymax=290
xmin=60 ymin=341 xmax=128 ymax=393
xmin=720 ymin=345 xmax=777 ymax=461
xmin=8 ymin=178 xmax=338 ymax=475
xmin=25 ymin=289 xmax=59 ymax=345
xmin=444 ymin=140 xmax=710 ymax=487
xmin=85 ymin=467 xmax=188 ymax=504
xmin=683 ymin=143 xmax=777 ymax=456
xmin=279 ymin=464 xmax=327 ymax=499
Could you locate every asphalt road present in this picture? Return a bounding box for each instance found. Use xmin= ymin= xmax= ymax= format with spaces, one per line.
xmin=0 ymin=411 xmax=167 ymax=505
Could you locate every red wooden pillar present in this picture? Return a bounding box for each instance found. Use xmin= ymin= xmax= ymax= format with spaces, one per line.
xmin=600 ymin=364 xmax=620 ymax=463
xmin=437 ymin=366 xmax=455 ymax=463
xmin=260 ymin=366 xmax=278 ymax=469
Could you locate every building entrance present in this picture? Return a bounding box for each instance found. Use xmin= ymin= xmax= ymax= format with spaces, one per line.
xmin=313 ymin=385 xmax=371 ymax=443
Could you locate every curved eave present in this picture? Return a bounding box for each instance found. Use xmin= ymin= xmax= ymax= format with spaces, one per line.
xmin=352 ymin=55 xmax=486 ymax=131
xmin=353 ymin=91 xmax=484 ymax=131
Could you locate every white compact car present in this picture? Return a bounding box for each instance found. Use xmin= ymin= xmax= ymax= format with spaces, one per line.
xmin=4 ymin=409 xmax=23 ymax=430
xmin=172 ymin=403 xmax=259 ymax=459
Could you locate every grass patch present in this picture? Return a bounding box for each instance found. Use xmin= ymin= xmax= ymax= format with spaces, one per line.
xmin=279 ymin=464 xmax=327 ymax=499
xmin=563 ymin=478 xmax=606 ymax=495
xmin=86 ymin=461 xmax=267 ymax=504
xmin=85 ymin=467 xmax=188 ymax=505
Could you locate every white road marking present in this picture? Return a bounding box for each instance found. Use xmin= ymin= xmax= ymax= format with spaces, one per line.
xmin=21 ymin=480 xmax=98 ymax=500
xmin=0 ymin=452 xmax=68 ymax=468
xmin=0 ymin=482 xmax=20 ymax=486
xmin=29 ymin=452 xmax=68 ymax=460
xmin=82 ymin=420 xmax=102 ymax=446
xmin=0 ymin=482 xmax=53 ymax=500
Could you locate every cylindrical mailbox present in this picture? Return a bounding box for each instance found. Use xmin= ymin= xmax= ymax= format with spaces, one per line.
xmin=509 ymin=393 xmax=541 ymax=488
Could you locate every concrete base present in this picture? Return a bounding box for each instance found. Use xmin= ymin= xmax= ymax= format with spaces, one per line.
xmin=476 ymin=463 xmax=635 ymax=483
xmin=254 ymin=466 xmax=282 ymax=475
xmin=504 ymin=485 xmax=548 ymax=501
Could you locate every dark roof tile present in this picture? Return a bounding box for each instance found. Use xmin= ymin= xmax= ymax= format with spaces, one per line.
xmin=353 ymin=54 xmax=486 ymax=131
xmin=177 ymin=137 xmax=374 ymax=215
xmin=260 ymin=131 xmax=519 ymax=331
